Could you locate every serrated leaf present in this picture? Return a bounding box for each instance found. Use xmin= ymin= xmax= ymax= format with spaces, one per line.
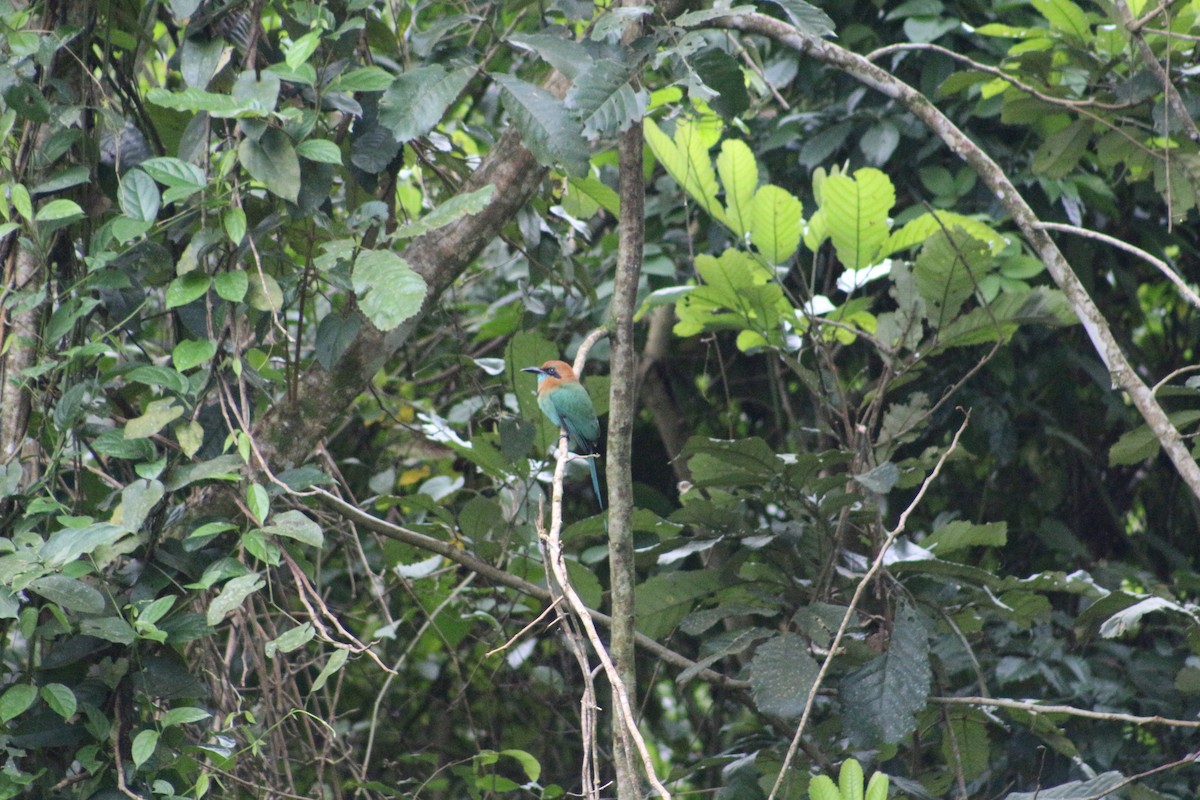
xmin=206 ymin=573 xmax=265 ymax=626
xmin=378 ymin=65 xmax=473 ymax=142
xmin=239 ymin=128 xmax=301 ymax=203
xmin=173 ymin=339 xmax=217 ymax=371
xmin=494 ymin=73 xmax=589 ymax=176
xmin=126 ymin=398 xmax=184 ymax=439
xmin=1109 ymin=410 xmax=1200 ymax=466
xmin=351 ymin=250 xmax=429 ymax=331
xmin=750 ymin=633 xmax=819 ymax=718
xmin=716 ymin=139 xmax=758 ymax=237
xmin=507 ymin=33 xmax=594 ymax=80
xmin=821 ymin=168 xmax=894 ymax=270
xmin=840 ymin=759 xmax=865 ymax=800
xmin=769 ymin=0 xmax=836 ymax=37
xmin=1032 ymin=119 xmax=1092 ymax=179
xmin=808 ymin=775 xmax=840 ymax=800
xmin=565 ymin=60 xmax=647 ymax=138
xmin=840 ymin=600 xmax=931 ymax=747
xmin=865 ymin=772 xmax=889 ymax=800
xmin=119 ymin=170 xmax=161 ymax=223
xmin=750 ymin=184 xmax=803 ymax=264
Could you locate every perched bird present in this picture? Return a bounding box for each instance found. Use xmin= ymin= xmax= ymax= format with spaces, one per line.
xmin=522 ymin=360 xmax=603 ymax=511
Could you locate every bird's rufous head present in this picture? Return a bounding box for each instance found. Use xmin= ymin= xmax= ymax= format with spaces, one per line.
xmin=521 ymin=359 xmax=577 ymax=383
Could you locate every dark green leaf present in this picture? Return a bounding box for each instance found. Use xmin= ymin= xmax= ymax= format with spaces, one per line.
xmin=0 ymin=684 xmax=37 ymax=723
xmin=767 ymin=0 xmax=837 ymax=37
xmin=378 ymin=66 xmax=473 ymax=142
xmin=565 ymin=60 xmax=647 ymax=138
xmin=634 ymin=571 xmax=723 ymax=640
xmin=690 ymin=48 xmax=749 ymax=120
xmin=239 ymin=128 xmax=301 ymax=203
xmin=80 ymin=616 xmax=137 ymax=645
xmin=750 ymin=633 xmax=819 ymax=718
xmin=840 ymin=600 xmax=931 ymax=746
xmin=28 ymin=575 xmax=106 ymax=614
xmin=922 ymin=520 xmax=1007 ymax=554
xmin=494 ymin=74 xmax=589 ymax=176
xmin=1003 ymin=772 xmax=1125 ymax=800
xmin=508 ymin=33 xmax=593 ymax=80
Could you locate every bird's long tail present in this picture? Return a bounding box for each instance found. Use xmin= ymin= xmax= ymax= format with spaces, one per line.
xmin=587 ymin=457 xmax=604 ymax=512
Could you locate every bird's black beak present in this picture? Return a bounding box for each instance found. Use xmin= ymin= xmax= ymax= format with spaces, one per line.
xmin=521 ymin=367 xmax=543 ymax=376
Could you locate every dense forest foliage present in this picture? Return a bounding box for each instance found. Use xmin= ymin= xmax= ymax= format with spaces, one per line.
xmin=1 ymin=0 xmax=1199 ymax=798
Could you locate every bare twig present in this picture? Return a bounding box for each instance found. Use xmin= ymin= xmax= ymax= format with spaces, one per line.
xmin=930 ymin=695 xmax=1200 ymax=728
xmin=768 ymin=411 xmax=970 ymax=800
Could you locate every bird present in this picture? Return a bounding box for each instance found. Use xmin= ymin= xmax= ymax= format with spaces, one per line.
xmin=522 ymin=359 xmax=604 ymax=511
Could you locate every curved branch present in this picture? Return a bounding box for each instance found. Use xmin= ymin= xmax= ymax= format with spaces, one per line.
xmin=712 ymin=12 xmax=1200 ymax=502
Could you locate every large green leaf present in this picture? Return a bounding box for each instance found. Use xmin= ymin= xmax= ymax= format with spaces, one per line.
xmin=1028 ymin=0 xmax=1090 ymax=40
xmin=378 ymin=65 xmax=473 ymax=142
xmin=840 ymin=600 xmax=931 ymax=747
xmin=393 ymin=186 xmax=496 ymax=240
xmin=716 ymin=139 xmax=758 ymax=237
xmin=767 ymin=0 xmax=836 ymax=37
xmin=689 ymin=48 xmax=749 ymax=120
xmin=633 ymin=571 xmax=723 ymax=640
xmin=749 ymin=184 xmax=803 ymax=264
xmin=821 ymin=168 xmax=895 ymax=270
xmin=238 ymin=127 xmax=301 ymax=203
xmin=913 ymin=229 xmax=993 ymax=328
xmin=507 ymin=33 xmax=593 ymax=81
xmin=494 ymin=74 xmax=589 ymax=176
xmin=565 ymin=59 xmax=647 ymax=138
xmin=643 ymin=117 xmax=726 ymax=224
xmin=750 ymin=633 xmax=819 ymax=718
xmin=351 ymin=250 xmax=429 ymax=331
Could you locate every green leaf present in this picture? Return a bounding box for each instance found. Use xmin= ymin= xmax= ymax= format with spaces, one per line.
xmin=214 ymin=269 xmax=249 ymax=303
xmin=223 ymin=207 xmax=246 ymax=244
xmin=840 ymin=600 xmax=931 ymax=747
xmin=1004 ymin=772 xmax=1125 ymax=800
xmin=716 ymin=139 xmax=758 ymax=237
xmin=351 ymin=250 xmax=429 ymax=331
xmin=139 ymin=157 xmax=207 ymax=191
xmin=494 ymin=73 xmax=589 ymax=177
xmin=261 ymin=509 xmax=324 ymax=547
xmin=378 ymin=65 xmax=474 ymax=142
xmin=239 ymin=128 xmax=301 ymax=203
xmin=125 ymin=398 xmax=184 ymax=439
xmin=0 ymin=684 xmax=36 ymax=723
xmin=296 ymin=139 xmax=342 ymax=164
xmin=821 ymin=168 xmax=895 ymax=270
xmin=809 ymin=775 xmax=841 ymax=800
xmin=126 ymin=365 xmax=189 ymax=395
xmin=853 ymin=461 xmax=898 ymax=494
xmin=1032 ymin=120 xmax=1092 ymax=178
xmin=131 ymin=729 xmax=158 ymax=769
xmin=176 ymin=420 xmax=204 ymax=458
xmin=499 ymin=749 xmax=542 ymax=783
xmin=1109 ymin=410 xmax=1200 ymax=466
xmin=206 ymin=573 xmax=265 ymax=626
xmin=1029 ymin=0 xmax=1090 ymax=40
xmin=285 ymin=29 xmax=322 ymax=70
xmin=28 ymin=575 xmax=106 ymax=613
xmin=232 ymin=70 xmax=281 ymax=112
xmin=41 ymin=522 xmax=128 ymax=568
xmin=138 ymin=595 xmax=176 ymax=626
xmin=690 ymin=48 xmax=749 ymax=120
xmin=310 ymin=648 xmax=349 ymax=693
xmin=644 ymin=117 xmax=726 ymax=223
xmin=266 ymin=622 xmax=315 ymax=658
xmin=393 ymin=185 xmax=496 ymax=240
xmin=119 ymin=170 xmax=161 ymax=223
xmin=328 ymin=66 xmax=395 ymax=92
xmin=246 ymin=271 xmax=284 ymax=312
xmin=751 ymin=633 xmax=819 ymax=718
xmin=749 ymin=185 xmax=804 ymax=264
xmin=507 ymin=32 xmax=593 ymax=81
xmin=40 ymin=684 xmax=77 ymax=720
xmin=173 ymin=338 xmax=217 ymax=371
xmin=246 ymin=483 xmax=270 ymax=525
xmin=565 ymin=175 xmax=620 ymax=217
xmin=883 ymin=211 xmax=1007 ymax=256
xmin=147 ymin=87 xmax=266 ymax=118
xmin=161 ymin=706 xmax=211 ymax=727
xmin=634 ymin=570 xmax=723 ymax=640
xmin=768 ymin=0 xmax=836 ymax=37
xmin=922 ymin=520 xmax=1007 ymax=554
xmin=80 ymin=616 xmax=137 ymax=644
xmin=840 ymin=759 xmax=865 ymax=800
xmin=165 ymin=273 xmax=211 ymax=309
xmin=35 ymin=199 xmax=85 ymax=223
xmin=118 ymin=479 xmax=165 ymax=533
xmin=565 ymin=59 xmax=646 ymax=139
xmin=914 ymin=229 xmax=994 ymax=327
xmin=684 ymin=436 xmax=784 ymax=487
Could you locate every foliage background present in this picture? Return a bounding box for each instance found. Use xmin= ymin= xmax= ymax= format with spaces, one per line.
xmin=1 ymin=0 xmax=1199 ymax=798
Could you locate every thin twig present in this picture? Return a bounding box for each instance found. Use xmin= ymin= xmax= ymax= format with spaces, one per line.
xmin=768 ymin=411 xmax=971 ymax=800
xmin=930 ymin=696 xmax=1200 ymax=727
